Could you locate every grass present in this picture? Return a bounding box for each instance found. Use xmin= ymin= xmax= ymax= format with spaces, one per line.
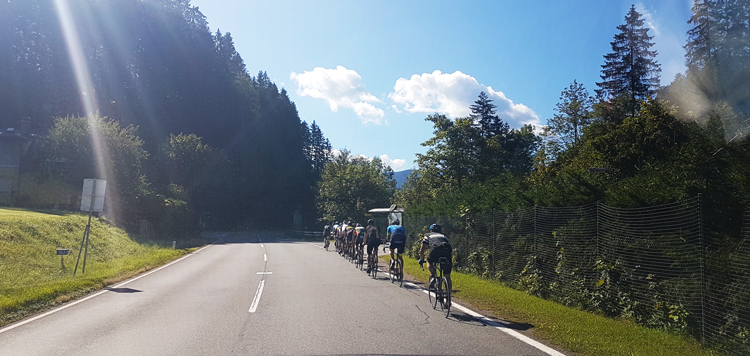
xmin=383 ymin=255 xmax=720 ymax=356
xmin=0 ymin=208 xmax=187 ymax=327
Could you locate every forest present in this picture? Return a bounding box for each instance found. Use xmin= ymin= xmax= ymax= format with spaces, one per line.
xmin=0 ymin=0 xmax=333 ymax=234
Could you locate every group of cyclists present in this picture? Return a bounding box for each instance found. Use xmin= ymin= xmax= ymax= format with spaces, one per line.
xmin=321 ymin=218 xmax=453 ymax=301
xmin=322 ymin=219 xmax=383 ymax=274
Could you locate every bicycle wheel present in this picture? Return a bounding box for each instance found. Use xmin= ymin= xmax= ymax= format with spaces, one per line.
xmin=440 ymin=276 xmax=451 ymax=317
xmin=398 ymin=260 xmax=404 ymax=287
xmin=428 ymin=276 xmax=437 ymax=309
xmin=371 ymin=258 xmax=378 ymax=279
xmin=389 ymin=260 xmax=395 ymax=283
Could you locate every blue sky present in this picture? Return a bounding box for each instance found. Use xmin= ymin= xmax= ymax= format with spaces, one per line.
xmin=189 ymin=0 xmax=693 ymax=171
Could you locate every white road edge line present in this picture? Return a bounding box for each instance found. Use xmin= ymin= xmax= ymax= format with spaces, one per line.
xmin=0 ymin=243 xmax=215 ymax=336
xmin=393 ymin=275 xmax=566 ymax=356
xmin=248 ymin=280 xmax=265 ymax=313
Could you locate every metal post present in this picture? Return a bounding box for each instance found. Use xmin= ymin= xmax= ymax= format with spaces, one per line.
xmin=73 ymin=210 xmax=92 ymax=276
xmin=82 ymin=211 xmax=93 ymax=274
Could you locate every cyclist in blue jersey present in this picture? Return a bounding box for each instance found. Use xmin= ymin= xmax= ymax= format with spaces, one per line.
xmin=386 ymin=220 xmax=406 ymax=274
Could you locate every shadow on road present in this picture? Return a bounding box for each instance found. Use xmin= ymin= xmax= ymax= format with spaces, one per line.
xmin=105 ymin=287 xmax=142 ymax=293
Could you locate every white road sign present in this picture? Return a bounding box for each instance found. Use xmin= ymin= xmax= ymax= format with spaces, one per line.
xmin=80 ymin=179 xmax=106 ymax=212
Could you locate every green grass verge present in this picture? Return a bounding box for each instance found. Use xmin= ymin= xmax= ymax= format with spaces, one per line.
xmin=383 ymin=255 xmax=719 ymax=356
xmin=0 ymin=208 xmax=188 ymax=327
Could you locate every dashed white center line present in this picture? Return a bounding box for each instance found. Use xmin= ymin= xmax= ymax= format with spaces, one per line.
xmin=256 ymin=272 xmax=273 ymax=275
xmin=264 ymin=253 xmax=267 ymax=262
xmin=248 ymin=280 xmax=265 ymax=313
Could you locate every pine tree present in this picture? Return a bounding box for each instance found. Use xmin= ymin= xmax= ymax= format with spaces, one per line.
xmin=470 ymin=91 xmax=509 ymax=138
xmin=596 ymin=5 xmax=661 ymax=119
xmin=682 ymin=0 xmax=750 ymax=114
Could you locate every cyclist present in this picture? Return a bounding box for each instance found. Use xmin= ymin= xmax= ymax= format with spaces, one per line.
xmin=322 ymin=223 xmax=331 ymax=247
xmin=344 ymin=221 xmax=355 ymax=256
xmin=419 ymin=224 xmax=453 ymax=305
xmin=364 ymin=219 xmax=380 ymax=274
xmin=333 ymin=221 xmax=341 ymax=251
xmin=386 ymin=219 xmax=406 ymax=275
xmin=355 ymin=223 xmax=366 ymax=262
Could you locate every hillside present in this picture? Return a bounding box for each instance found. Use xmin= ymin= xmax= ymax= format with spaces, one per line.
xmin=0 ymin=208 xmax=186 ymax=326
xmin=394 ymin=169 xmax=414 ymax=188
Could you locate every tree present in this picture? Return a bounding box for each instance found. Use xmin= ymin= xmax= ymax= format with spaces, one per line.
xmin=29 ymin=115 xmax=151 ymax=227
xmin=417 ymin=114 xmax=482 ymax=188
xmin=154 ymin=133 xmax=232 ymax=216
xmin=470 ymin=91 xmax=509 ymax=138
xmin=309 ymin=121 xmax=332 ymax=175
xmin=596 ymin=5 xmax=661 ymax=120
xmin=680 ymin=0 xmax=750 ymax=115
xmin=546 ymin=80 xmax=595 ymax=147
xmin=316 ymin=150 xmax=396 ymax=223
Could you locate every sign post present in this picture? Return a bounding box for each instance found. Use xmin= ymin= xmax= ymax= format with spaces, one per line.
xmin=74 ymin=179 xmax=106 ymax=276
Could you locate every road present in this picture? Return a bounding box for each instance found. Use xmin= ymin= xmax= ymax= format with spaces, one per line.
xmin=0 ymin=232 xmax=565 ymax=356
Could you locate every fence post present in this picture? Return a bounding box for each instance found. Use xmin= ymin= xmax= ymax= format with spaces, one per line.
xmin=595 ymin=201 xmax=600 ymax=261
xmin=698 ymin=193 xmax=705 ymax=343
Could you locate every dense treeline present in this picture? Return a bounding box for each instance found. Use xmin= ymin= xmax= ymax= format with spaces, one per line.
xmin=394 ymin=4 xmax=750 ymax=349
xmin=397 ymin=2 xmax=750 ymax=239
xmin=1 ymin=0 xmax=332 ymax=232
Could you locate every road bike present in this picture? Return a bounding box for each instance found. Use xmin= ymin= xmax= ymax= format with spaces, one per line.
xmin=422 ymin=257 xmax=451 ymax=317
xmin=389 ymin=255 xmax=404 ymax=287
xmin=368 ymin=253 xmax=378 ymax=279
xmin=324 ymin=235 xmax=330 ymax=250
xmin=354 ymin=243 xmax=365 ymax=270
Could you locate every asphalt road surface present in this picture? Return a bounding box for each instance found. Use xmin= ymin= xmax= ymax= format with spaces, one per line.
xmin=0 ymin=232 xmax=566 ymax=356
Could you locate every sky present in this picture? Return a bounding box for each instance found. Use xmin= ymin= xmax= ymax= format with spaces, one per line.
xmin=189 ymin=0 xmax=694 ymax=171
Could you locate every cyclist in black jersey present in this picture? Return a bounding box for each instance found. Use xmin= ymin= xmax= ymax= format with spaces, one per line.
xmin=363 ymin=219 xmax=380 ymax=274
xmin=419 ymin=224 xmax=453 ymax=304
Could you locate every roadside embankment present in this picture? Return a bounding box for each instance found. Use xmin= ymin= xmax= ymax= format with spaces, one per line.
xmin=0 ymin=208 xmax=187 ymax=327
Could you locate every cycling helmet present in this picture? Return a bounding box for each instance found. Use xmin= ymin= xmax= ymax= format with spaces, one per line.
xmin=367 ymin=219 xmax=375 ymax=226
xmin=356 ymin=223 xmax=362 ymax=227
xmin=429 ymin=224 xmax=442 ymax=233
xmin=392 ymin=219 xmax=400 ymax=225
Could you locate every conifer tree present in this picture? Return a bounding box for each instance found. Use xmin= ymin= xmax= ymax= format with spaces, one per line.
xmin=470 ymin=91 xmax=509 ymax=138
xmin=596 ymin=5 xmax=661 ymax=120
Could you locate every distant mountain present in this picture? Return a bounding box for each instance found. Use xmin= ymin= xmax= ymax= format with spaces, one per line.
xmin=393 ymin=169 xmax=414 ymax=188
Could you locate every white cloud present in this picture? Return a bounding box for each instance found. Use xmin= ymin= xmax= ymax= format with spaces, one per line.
xmin=637 ymin=3 xmax=686 ymax=84
xmin=388 ymin=70 xmax=541 ymax=128
xmin=380 ymin=154 xmax=406 ymax=171
xmin=290 ymin=66 xmax=385 ymax=124
xmin=328 ymin=149 xmax=406 ymax=171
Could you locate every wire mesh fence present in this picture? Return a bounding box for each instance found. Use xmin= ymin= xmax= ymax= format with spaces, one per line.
xmin=404 ymin=197 xmax=749 ymax=354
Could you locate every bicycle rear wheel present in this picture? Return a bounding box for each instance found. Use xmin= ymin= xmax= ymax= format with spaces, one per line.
xmin=371 ymin=258 xmax=378 ymax=279
xmin=389 ymin=259 xmax=395 ymax=283
xmin=439 ymin=276 xmax=451 ymax=317
xmin=398 ymin=260 xmax=404 ymax=287
xmin=428 ymin=276 xmax=437 ymax=309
